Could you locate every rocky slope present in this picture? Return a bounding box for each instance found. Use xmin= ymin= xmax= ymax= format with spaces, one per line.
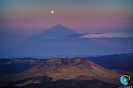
xmin=6 ymin=58 xmax=121 ymax=84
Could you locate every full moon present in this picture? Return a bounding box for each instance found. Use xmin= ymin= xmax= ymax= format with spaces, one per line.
xmin=51 ymin=11 xmax=54 ymax=13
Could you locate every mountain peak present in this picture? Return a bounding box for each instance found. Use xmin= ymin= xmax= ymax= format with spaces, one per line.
xmin=38 ymin=58 xmax=100 ymax=68
xmin=55 ymin=24 xmax=64 ymax=27
xmin=35 ymin=24 xmax=77 ymax=38
xmin=15 ymin=58 xmax=120 ymax=85
xmin=50 ymin=24 xmax=68 ymax=30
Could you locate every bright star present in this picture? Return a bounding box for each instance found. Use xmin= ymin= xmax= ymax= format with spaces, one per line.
xmin=51 ymin=11 xmax=54 ymax=13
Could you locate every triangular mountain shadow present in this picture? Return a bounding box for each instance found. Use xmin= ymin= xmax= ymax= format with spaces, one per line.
xmin=4 ymin=24 xmax=81 ymax=57
xmin=33 ymin=24 xmax=78 ymax=38
xmin=4 ymin=24 xmax=115 ymax=57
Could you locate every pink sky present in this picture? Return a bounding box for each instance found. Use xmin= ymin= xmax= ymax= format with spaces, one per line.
xmin=1 ymin=0 xmax=133 ymax=34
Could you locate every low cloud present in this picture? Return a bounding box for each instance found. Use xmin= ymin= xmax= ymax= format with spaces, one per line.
xmin=80 ymin=32 xmax=133 ymax=38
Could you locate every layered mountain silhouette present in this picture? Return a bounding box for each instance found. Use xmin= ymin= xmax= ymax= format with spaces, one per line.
xmin=1 ymin=58 xmax=124 ymax=87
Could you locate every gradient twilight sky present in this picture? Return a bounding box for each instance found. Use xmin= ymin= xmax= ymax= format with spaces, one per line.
xmin=0 ymin=0 xmax=133 ymax=57
xmin=1 ymin=0 xmax=133 ymax=34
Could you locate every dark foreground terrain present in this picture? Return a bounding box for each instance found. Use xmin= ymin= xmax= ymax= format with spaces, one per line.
xmin=2 ymin=76 xmax=119 ymax=88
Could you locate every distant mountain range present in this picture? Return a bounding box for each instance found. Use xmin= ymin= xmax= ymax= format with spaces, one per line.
xmin=0 ymin=58 xmax=45 ymax=77
xmin=5 ymin=58 xmax=43 ymax=64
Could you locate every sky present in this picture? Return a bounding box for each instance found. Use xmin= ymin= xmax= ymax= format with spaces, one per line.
xmin=1 ymin=0 xmax=133 ymax=33
xmin=0 ymin=0 xmax=133 ymax=57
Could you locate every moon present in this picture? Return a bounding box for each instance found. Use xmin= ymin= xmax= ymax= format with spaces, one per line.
xmin=51 ymin=11 xmax=54 ymax=13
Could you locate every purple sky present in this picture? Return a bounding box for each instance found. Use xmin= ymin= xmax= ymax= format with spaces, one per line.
xmin=1 ymin=0 xmax=133 ymax=34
